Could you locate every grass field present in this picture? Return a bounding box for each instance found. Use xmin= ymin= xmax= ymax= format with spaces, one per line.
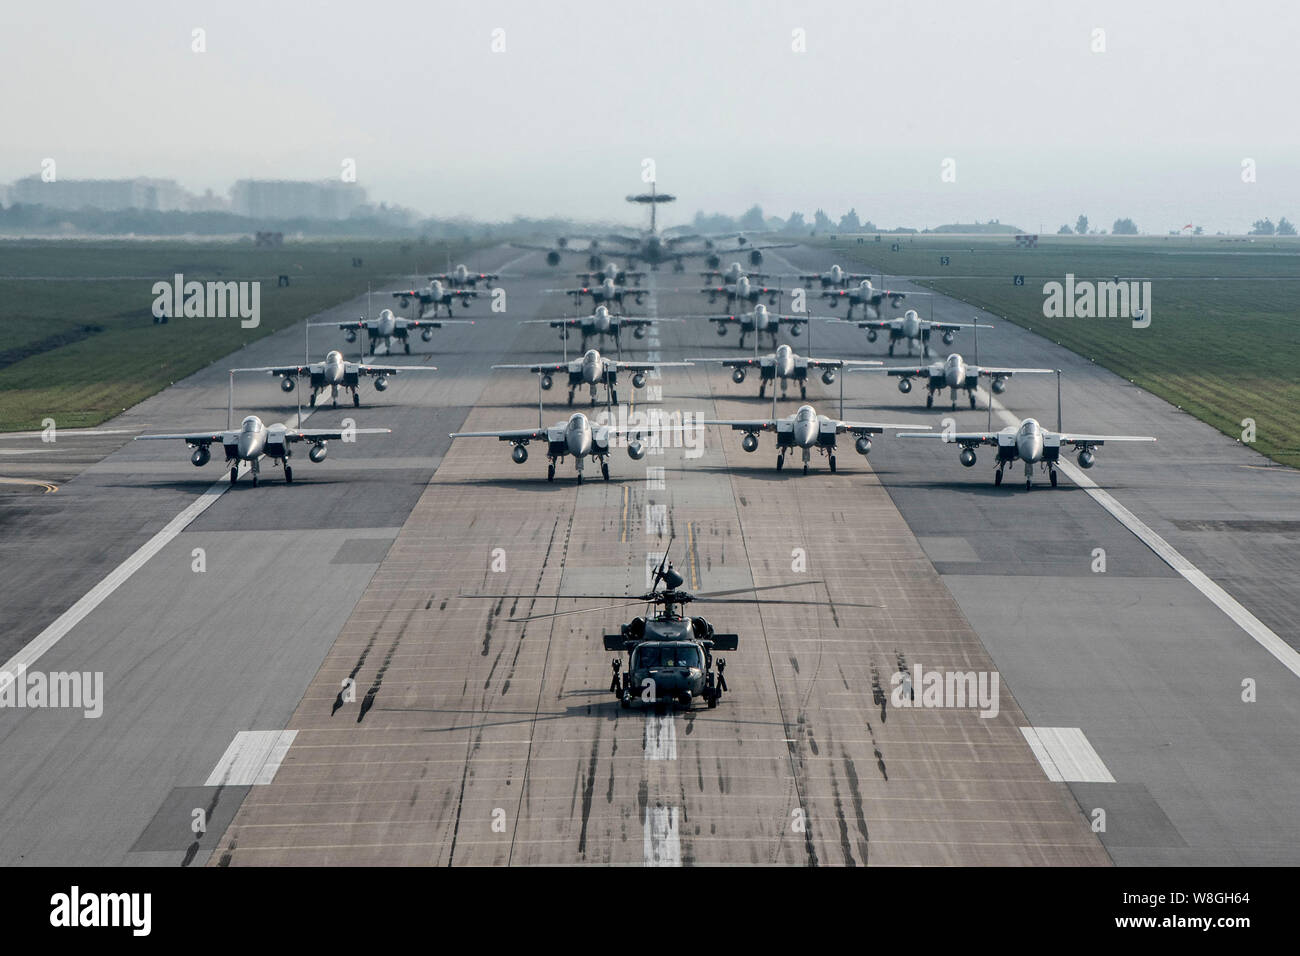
xmin=809 ymin=234 xmax=1300 ymax=468
xmin=0 ymin=238 xmax=487 ymax=431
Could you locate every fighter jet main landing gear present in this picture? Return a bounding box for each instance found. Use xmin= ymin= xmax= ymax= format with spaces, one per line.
xmin=352 ymin=392 xmax=360 ymax=407
xmin=994 ymin=467 xmax=1003 ymax=487
xmin=776 ymin=453 xmax=784 ymax=471
xmin=284 ymin=465 xmax=293 ymax=484
xmin=1049 ymin=468 xmax=1058 ymax=488
xmin=602 ymin=460 xmax=610 ymax=481
xmin=547 ymin=462 xmax=556 ymax=482
xmin=230 ymin=466 xmax=239 ymax=486
xmin=829 ymin=454 xmax=837 ymax=473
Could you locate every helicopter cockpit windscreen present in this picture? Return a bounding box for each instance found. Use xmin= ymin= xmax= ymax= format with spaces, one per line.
xmin=637 ymin=643 xmax=702 ymax=669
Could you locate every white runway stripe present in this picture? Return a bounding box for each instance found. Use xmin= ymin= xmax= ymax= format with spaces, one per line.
xmin=0 ymin=405 xmax=320 ymax=696
xmin=990 ymin=397 xmax=1300 ymax=681
xmin=643 ymin=806 xmax=681 ymax=866
xmin=1020 ymin=726 xmax=1114 ymax=783
xmin=644 ymin=714 xmax=677 ymax=760
xmin=205 ymin=730 xmax=299 ymax=786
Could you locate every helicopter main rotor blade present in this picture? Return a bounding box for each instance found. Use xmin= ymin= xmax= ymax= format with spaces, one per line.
xmin=695 ymin=580 xmax=825 ymax=599
xmin=700 ymin=597 xmax=882 ymax=609
xmin=507 ymin=599 xmax=650 ymax=623
xmin=462 ymin=592 xmax=652 ymax=602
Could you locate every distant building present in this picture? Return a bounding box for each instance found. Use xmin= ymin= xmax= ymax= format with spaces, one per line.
xmin=230 ymin=179 xmax=367 ymax=220
xmin=8 ymin=176 xmax=189 ymax=212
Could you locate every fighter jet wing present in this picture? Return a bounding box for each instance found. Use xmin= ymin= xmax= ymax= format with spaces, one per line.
xmin=701 ymin=418 xmax=779 ymax=432
xmin=897 ymin=430 xmax=999 ymax=444
xmin=851 ymin=364 xmax=933 ymax=376
xmin=402 ymin=317 xmax=475 ymax=328
xmin=1051 ymin=432 xmax=1157 ymax=446
xmin=686 ymin=356 xmax=772 ymax=367
xmin=610 ymin=361 xmax=693 ymax=372
xmin=134 ymin=431 xmax=232 ymax=445
xmin=929 ymin=321 xmax=995 ymax=332
xmin=354 ymin=364 xmax=437 ymax=375
xmin=857 ymin=318 xmax=899 ymax=329
xmin=804 ymin=358 xmax=884 ymax=369
xmin=284 ymin=427 xmax=392 ymax=442
xmin=492 ymin=362 xmax=574 ymax=373
xmin=616 ymin=317 xmax=672 ymax=327
xmin=230 ymin=364 xmax=318 ymax=377
xmin=449 ymin=427 xmax=550 ymax=442
xmin=974 ymin=366 xmax=1053 ymax=376
xmin=835 ymin=420 xmax=930 ymax=435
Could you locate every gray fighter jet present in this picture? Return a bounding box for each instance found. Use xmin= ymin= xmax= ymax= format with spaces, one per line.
xmin=450 ymin=411 xmax=657 ymax=482
xmin=314 ymin=307 xmax=472 ymax=355
xmin=690 ymin=343 xmax=882 ymax=400
xmin=703 ymin=403 xmax=927 ymax=474
xmin=854 ymin=353 xmax=1052 ymax=409
xmin=232 ymin=349 xmax=436 ymax=408
xmin=135 ymin=414 xmax=391 ymax=486
xmin=493 ymin=348 xmax=690 ymax=406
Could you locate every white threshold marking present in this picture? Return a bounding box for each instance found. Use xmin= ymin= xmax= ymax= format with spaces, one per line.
xmin=1020 ymin=727 xmax=1114 ymax=783
xmin=205 ymin=730 xmax=299 ymax=786
xmin=643 ymin=806 xmax=681 ymax=866
xmin=644 ymin=713 xmax=677 ymax=760
xmin=0 ymin=405 xmax=315 ymax=696
xmin=990 ymin=397 xmax=1300 ymax=680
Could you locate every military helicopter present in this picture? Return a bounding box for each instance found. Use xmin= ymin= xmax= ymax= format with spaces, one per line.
xmin=474 ymin=544 xmax=879 ymax=711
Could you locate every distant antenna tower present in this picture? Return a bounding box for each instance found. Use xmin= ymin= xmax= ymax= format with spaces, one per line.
xmin=626 ymin=182 xmax=676 ymax=234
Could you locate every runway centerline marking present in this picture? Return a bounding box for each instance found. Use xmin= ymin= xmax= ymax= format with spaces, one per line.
xmin=989 ymin=396 xmax=1300 ymax=680
xmin=643 ymin=806 xmax=681 ymax=866
xmin=644 ymin=713 xmax=677 ymax=760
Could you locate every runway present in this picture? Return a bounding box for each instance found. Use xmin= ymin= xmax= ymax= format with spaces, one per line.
xmin=0 ymin=243 xmax=1295 ymax=865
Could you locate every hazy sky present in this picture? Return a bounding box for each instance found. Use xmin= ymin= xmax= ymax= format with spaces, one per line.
xmin=4 ymin=0 xmax=1298 ymax=233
